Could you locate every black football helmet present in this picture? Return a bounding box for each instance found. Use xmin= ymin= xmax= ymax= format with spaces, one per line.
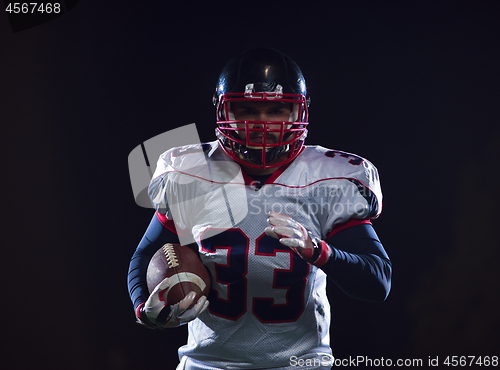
xmin=213 ymin=48 xmax=310 ymax=169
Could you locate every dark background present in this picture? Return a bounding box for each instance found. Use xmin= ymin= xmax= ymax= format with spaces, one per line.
xmin=2 ymin=0 xmax=499 ymax=369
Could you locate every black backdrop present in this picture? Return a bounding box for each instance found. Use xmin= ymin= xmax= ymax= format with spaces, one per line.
xmin=2 ymin=1 xmax=499 ymax=369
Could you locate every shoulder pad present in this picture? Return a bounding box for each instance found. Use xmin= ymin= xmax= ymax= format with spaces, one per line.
xmin=152 ymin=142 xmax=213 ymax=176
xmin=277 ymin=146 xmax=383 ymax=218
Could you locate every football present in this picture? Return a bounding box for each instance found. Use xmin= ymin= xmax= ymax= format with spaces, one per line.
xmin=147 ymin=243 xmax=211 ymax=306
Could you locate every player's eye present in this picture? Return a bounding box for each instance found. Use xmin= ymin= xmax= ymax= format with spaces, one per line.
xmin=268 ymin=108 xmax=290 ymax=116
xmin=234 ymin=107 xmax=255 ymax=115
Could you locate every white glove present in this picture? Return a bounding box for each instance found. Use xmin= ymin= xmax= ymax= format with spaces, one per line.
xmin=265 ymin=211 xmax=331 ymax=267
xmin=138 ymin=277 xmax=209 ymax=329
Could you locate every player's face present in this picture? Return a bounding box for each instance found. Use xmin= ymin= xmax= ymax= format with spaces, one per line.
xmin=231 ymin=101 xmax=292 ymax=145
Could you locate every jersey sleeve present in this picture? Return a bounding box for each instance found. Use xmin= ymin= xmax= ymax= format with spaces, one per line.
xmin=127 ymin=212 xmax=180 ymax=311
xmin=147 ymin=141 xmax=247 ymax=246
xmin=322 ymin=156 xmax=383 ymax=239
xmin=147 ymin=144 xmax=210 ymax=239
xmin=147 ymin=147 xmax=179 ymax=216
xmin=277 ymin=146 xmax=383 ymax=240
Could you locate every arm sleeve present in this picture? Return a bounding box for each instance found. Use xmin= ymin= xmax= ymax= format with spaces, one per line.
xmin=321 ymin=222 xmax=392 ymax=302
xmin=127 ymin=212 xmax=180 ymax=312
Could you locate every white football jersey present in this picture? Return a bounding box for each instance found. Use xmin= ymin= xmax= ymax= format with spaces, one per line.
xmin=148 ymin=141 xmax=382 ymax=369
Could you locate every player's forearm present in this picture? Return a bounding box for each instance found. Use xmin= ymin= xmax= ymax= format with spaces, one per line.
xmin=127 ymin=214 xmax=180 ymax=311
xmin=321 ymin=223 xmax=392 ymax=301
xmin=128 ymin=235 xmax=161 ymax=311
xmin=322 ymin=248 xmax=392 ymax=301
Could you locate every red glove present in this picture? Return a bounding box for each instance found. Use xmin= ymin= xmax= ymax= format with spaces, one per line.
xmin=265 ymin=211 xmax=331 ymax=267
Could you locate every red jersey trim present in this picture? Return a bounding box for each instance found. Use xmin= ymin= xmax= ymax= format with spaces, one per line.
xmin=155 ymin=212 xmax=178 ymax=234
xmin=326 ymin=219 xmax=372 ymax=240
xmin=240 ymin=152 xmax=298 ymax=187
xmin=265 ymin=158 xmax=295 ymax=184
xmin=240 ymin=170 xmax=255 ymax=186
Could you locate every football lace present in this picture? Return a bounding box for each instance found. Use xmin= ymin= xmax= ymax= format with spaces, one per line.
xmin=162 ymin=244 xmax=180 ymax=268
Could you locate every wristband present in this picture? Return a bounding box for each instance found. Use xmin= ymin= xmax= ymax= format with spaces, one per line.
xmin=136 ymin=302 xmax=161 ymax=329
xmin=308 ymin=234 xmax=322 ymax=263
xmin=307 ymin=232 xmax=331 ymax=267
xmin=313 ymin=240 xmax=331 ymax=268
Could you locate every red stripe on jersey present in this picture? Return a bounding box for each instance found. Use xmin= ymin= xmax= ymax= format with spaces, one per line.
xmin=240 ymin=170 xmax=256 ymax=186
xmin=265 ymin=160 xmax=294 ymax=184
xmin=326 ymin=219 xmax=372 ymax=240
xmin=155 ymin=212 xmax=178 ymax=234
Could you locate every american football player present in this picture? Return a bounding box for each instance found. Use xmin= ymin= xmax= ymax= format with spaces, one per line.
xmin=128 ymin=47 xmax=392 ymax=370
